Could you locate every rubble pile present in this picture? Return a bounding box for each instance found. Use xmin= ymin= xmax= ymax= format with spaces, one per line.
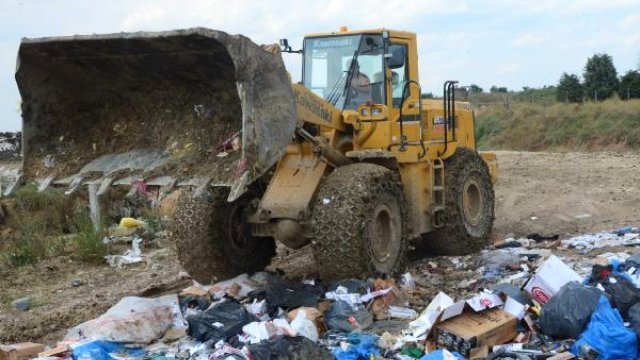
xmin=5 ymin=227 xmax=640 ymax=360
xmin=0 ymin=132 xmax=21 ymax=161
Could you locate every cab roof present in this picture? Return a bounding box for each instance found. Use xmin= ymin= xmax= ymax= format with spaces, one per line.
xmin=304 ymin=28 xmax=416 ymax=40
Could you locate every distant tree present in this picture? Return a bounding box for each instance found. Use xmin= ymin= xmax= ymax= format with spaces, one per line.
xmin=469 ymin=84 xmax=483 ymax=93
xmin=618 ymin=70 xmax=640 ymax=100
xmin=455 ymin=86 xmax=469 ymax=99
xmin=556 ymin=73 xmax=583 ymax=103
xmin=421 ymin=92 xmax=435 ymax=99
xmin=583 ymin=53 xmax=619 ymax=101
xmin=490 ymin=86 xmax=508 ymax=93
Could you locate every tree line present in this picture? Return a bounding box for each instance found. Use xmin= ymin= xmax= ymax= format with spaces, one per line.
xmin=557 ymin=54 xmax=640 ymax=103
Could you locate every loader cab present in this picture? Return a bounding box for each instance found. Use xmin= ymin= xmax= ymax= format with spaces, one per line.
xmin=302 ymin=33 xmax=385 ymax=109
xmin=301 ymin=29 xmax=421 ymax=125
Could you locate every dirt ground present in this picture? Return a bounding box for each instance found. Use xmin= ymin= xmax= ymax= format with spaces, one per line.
xmin=1 ymin=150 xmax=640 ymax=344
xmin=492 ymin=150 xmax=640 ymax=239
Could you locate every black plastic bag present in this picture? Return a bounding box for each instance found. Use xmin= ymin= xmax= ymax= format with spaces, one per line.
xmin=526 ymin=233 xmax=559 ymax=242
xmin=329 ymin=279 xmax=369 ymax=295
xmin=539 ymin=282 xmax=601 ymax=339
xmin=186 ymin=300 xmax=254 ymax=342
xmin=247 ymin=335 xmax=333 ymax=360
xmin=588 ymin=265 xmax=640 ymax=321
xmin=180 ymin=295 xmax=211 ymax=312
xmin=624 ymin=253 xmax=640 ymax=271
xmin=602 ymin=276 xmax=640 ymax=320
xmin=249 ymin=277 xmax=324 ymax=315
xmin=629 ymin=303 xmax=640 ymax=340
xmin=325 ymin=300 xmax=373 ymax=333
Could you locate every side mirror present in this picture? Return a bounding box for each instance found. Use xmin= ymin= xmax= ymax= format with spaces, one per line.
xmin=279 ymin=38 xmax=291 ymax=52
xmin=386 ymin=45 xmax=406 ymax=69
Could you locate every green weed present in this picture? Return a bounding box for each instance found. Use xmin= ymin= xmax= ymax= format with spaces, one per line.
xmin=71 ymin=212 xmax=108 ymax=263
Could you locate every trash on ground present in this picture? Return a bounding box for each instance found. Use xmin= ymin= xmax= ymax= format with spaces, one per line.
xmin=14 ymin=225 xmax=640 ymax=360
xmin=65 ymin=294 xmax=185 ymax=344
xmin=118 ymin=217 xmax=146 ymax=229
xmin=570 ymin=296 xmax=638 ymax=360
xmin=524 ymin=255 xmax=582 ymax=305
xmin=433 ymin=308 xmax=517 ymax=358
xmin=186 ymin=300 xmax=252 ymax=342
xmin=104 ymin=236 xmax=144 ymax=268
xmin=538 ymin=281 xmax=601 ymax=339
xmin=561 ymin=229 xmax=640 ymax=252
xmin=11 ymin=297 xmax=31 ymax=312
xmin=0 ymin=342 xmax=44 ymax=360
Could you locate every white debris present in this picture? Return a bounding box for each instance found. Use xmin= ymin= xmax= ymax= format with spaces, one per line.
xmin=105 ymin=236 xmax=143 ymax=268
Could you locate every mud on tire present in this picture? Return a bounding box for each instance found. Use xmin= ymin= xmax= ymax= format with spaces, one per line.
xmin=172 ymin=189 xmax=275 ymax=284
xmin=311 ymin=163 xmax=407 ymax=280
xmin=425 ymin=147 xmax=495 ymax=255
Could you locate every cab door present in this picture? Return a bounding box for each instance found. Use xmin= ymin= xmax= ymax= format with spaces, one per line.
xmin=386 ymin=38 xmax=422 ymax=158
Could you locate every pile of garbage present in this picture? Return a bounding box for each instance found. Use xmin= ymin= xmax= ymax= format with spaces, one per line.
xmin=6 ymin=227 xmax=640 ymax=360
xmin=0 ymin=131 xmax=21 ymax=161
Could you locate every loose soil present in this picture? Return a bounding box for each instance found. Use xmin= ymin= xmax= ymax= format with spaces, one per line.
xmin=2 ymin=150 xmax=640 ymax=344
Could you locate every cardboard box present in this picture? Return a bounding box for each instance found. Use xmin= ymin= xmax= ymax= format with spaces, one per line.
xmin=0 ymin=343 xmax=45 ymax=360
xmin=37 ymin=344 xmax=69 ymax=358
xmin=435 ymin=308 xmax=517 ymax=358
xmin=524 ymin=255 xmax=581 ymax=305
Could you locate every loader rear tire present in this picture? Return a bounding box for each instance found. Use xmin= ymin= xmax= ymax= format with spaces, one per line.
xmin=311 ymin=163 xmax=407 ymax=280
xmin=172 ymin=190 xmax=276 ymax=284
xmin=425 ymin=147 xmax=494 ymax=255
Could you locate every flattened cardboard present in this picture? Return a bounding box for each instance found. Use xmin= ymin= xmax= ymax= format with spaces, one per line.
xmin=0 ymin=342 xmax=45 ymax=360
xmin=426 ymin=292 xmax=505 ymax=340
xmin=37 ymin=344 xmax=69 ymax=358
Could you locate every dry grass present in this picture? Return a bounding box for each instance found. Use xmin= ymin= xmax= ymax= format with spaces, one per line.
xmin=476 ymin=98 xmax=640 ymax=151
xmin=1 ymin=184 xmax=109 ymax=267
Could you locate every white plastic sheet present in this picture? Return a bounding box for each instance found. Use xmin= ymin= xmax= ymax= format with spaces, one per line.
xmin=65 ymin=294 xmax=186 ymax=344
xmin=408 ymin=292 xmax=454 ymax=338
xmin=290 ymin=309 xmax=319 ymax=342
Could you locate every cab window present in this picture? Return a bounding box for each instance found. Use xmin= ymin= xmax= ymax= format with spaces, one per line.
xmin=390 ymin=44 xmax=409 ymax=108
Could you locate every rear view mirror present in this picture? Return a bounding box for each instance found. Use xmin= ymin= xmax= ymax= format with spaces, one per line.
xmin=386 ymin=45 xmax=406 ymax=69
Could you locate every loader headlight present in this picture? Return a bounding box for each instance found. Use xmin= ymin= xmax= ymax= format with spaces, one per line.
xmin=361 ymin=108 xmax=369 ymax=116
xmin=372 ymin=108 xmax=382 ymax=115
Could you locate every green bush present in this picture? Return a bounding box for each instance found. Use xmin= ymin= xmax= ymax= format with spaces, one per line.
xmin=1 ymin=185 xmax=68 ymax=267
xmin=2 ymin=218 xmax=47 ymax=266
xmin=71 ymin=212 xmax=108 ymax=263
xmin=12 ymin=184 xmax=67 ymax=232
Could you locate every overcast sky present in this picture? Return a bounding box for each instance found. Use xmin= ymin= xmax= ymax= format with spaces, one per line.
xmin=0 ymin=0 xmax=639 ymax=131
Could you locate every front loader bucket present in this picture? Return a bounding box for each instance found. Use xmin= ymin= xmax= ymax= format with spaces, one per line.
xmin=15 ymin=28 xmax=296 ymax=200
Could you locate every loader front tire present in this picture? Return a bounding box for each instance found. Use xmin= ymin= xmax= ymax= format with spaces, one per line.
xmin=425 ymin=147 xmax=494 ymax=255
xmin=172 ymin=190 xmax=275 ymax=284
xmin=311 ymin=163 xmax=407 ymax=280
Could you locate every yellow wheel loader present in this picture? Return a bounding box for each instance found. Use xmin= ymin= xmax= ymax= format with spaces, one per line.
xmin=14 ymin=27 xmax=497 ymax=283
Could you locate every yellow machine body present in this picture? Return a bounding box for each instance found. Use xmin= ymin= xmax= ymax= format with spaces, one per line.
xmin=255 ymin=29 xmax=497 ymax=242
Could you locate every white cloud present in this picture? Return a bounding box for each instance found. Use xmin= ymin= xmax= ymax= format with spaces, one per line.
xmin=512 ymin=32 xmax=543 ymax=47
xmin=624 ymin=33 xmax=640 ymax=47
xmin=484 ymin=0 xmax=637 ymax=16
xmin=565 ymin=0 xmax=638 ymax=13
xmin=0 ymin=0 xmax=639 ymax=130
xmin=620 ymin=13 xmax=640 ymax=28
xmin=121 ymin=4 xmax=168 ymax=31
xmin=498 ymin=61 xmax=520 ymax=75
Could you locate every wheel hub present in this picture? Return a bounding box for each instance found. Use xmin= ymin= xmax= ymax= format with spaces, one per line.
xmin=369 ymin=204 xmax=395 ymax=263
xmin=463 ymin=178 xmax=482 ymax=226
